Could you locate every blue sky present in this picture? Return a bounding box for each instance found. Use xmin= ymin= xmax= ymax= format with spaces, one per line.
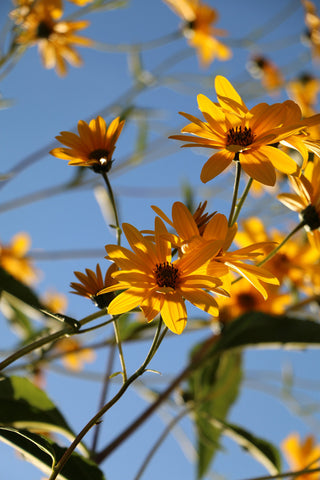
xmin=1 ymin=0 xmax=320 ymax=479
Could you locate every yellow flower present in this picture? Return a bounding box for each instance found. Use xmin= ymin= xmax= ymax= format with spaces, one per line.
xmin=282 ymin=433 xmax=320 ymax=480
xmin=278 ymin=157 xmax=320 ymax=250
xmin=236 ymin=216 xmax=320 ymax=290
xmin=70 ymin=263 xmax=119 ymax=309
xmin=99 ymin=218 xmax=228 ymax=334
xmin=54 ymin=337 xmax=95 ymax=371
xmin=152 ymin=202 xmax=279 ymax=299
xmin=50 ymin=116 xmax=125 ymax=172
xmin=0 ymin=232 xmax=38 ymax=285
xmin=13 ymin=0 xmax=92 ymax=76
xmin=42 ymin=289 xmax=68 ymax=313
xmin=218 ymin=280 xmax=291 ymax=324
xmin=302 ymin=0 xmax=320 ymax=61
xmin=170 ymin=75 xmax=305 ymax=186
xmin=247 ymin=55 xmax=284 ymax=94
xmin=68 ymin=0 xmax=94 ymax=5
xmin=163 ymin=0 xmax=231 ymax=67
xmin=287 ymin=73 xmax=320 ymax=117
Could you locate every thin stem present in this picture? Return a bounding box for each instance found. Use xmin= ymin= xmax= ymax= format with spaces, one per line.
xmin=231 ymin=177 xmax=253 ymax=226
xmin=0 ymin=310 xmax=105 ymax=371
xmin=241 ymin=466 xmax=320 ymax=480
xmin=133 ymin=406 xmax=192 ymax=480
xmin=101 ymin=171 xmax=121 ymax=245
xmin=94 ymin=332 xmax=219 ymax=464
xmin=91 ymin=342 xmax=116 ymax=454
xmin=112 ymin=318 xmax=127 ymax=383
xmin=228 ymin=157 xmax=242 ymax=227
xmin=257 ymin=219 xmax=306 ymax=267
xmin=48 ymin=319 xmax=166 ymax=480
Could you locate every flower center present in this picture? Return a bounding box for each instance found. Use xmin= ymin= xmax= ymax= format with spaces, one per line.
xmin=226 ymin=126 xmax=255 ymax=147
xmin=301 ymin=204 xmax=320 ymax=230
xmin=237 ymin=292 xmax=257 ymax=310
xmin=36 ymin=21 xmax=53 ymax=39
xmin=153 ymin=262 xmax=180 ymax=289
xmin=88 ymin=149 xmax=112 ymax=173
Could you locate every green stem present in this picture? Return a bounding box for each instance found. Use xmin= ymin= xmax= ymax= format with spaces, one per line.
xmin=257 ymin=219 xmax=306 ymax=267
xmin=101 ymin=171 xmax=121 ymax=246
xmin=48 ymin=319 xmax=166 ymax=480
xmin=230 ymin=177 xmax=253 ymax=226
xmin=228 ymin=156 xmax=242 ymax=227
xmin=112 ymin=318 xmax=127 ymax=383
xmin=0 ymin=310 xmax=105 ymax=371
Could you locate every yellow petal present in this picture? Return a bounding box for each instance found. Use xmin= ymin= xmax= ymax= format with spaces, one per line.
xmin=215 ymin=75 xmax=248 ymax=115
xmin=107 ymin=288 xmax=145 ymax=315
xmin=200 ymin=150 xmax=234 ymax=183
xmin=160 ymin=292 xmax=187 ymax=334
xmin=182 ymin=288 xmax=219 ymax=317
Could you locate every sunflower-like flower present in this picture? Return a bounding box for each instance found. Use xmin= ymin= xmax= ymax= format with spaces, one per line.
xmin=0 ymin=232 xmax=38 ymax=285
xmin=163 ymin=0 xmax=231 ymax=67
xmin=152 ymin=202 xmax=279 ymax=299
xmin=170 ymin=75 xmax=309 ymax=186
xmin=54 ymin=337 xmax=95 ymax=371
xmin=278 ymin=157 xmax=320 ymax=250
xmin=236 ymin=216 xmax=320 ymax=290
xmin=13 ymin=0 xmax=92 ymax=76
xmin=50 ymin=116 xmax=125 ymax=172
xmin=302 ymin=0 xmax=320 ymax=61
xmin=247 ymin=55 xmax=284 ymax=94
xmin=99 ymin=218 xmax=228 ymax=334
xmin=218 ymin=280 xmax=291 ymax=324
xmin=287 ymin=73 xmax=320 ymax=117
xmin=282 ymin=432 xmax=320 ymax=480
xmin=70 ymin=263 xmax=118 ymax=309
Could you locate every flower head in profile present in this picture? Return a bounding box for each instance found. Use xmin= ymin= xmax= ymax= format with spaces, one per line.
xmin=0 ymin=232 xmax=38 ymax=285
xmin=282 ymin=432 xmax=320 ymax=480
xmin=163 ymin=0 xmax=231 ymax=67
xmin=170 ymin=75 xmax=306 ymax=186
xmin=13 ymin=0 xmax=92 ymax=76
xmin=50 ymin=116 xmax=125 ymax=173
xmin=70 ymin=263 xmax=119 ymax=309
xmin=302 ymin=0 xmax=320 ymax=61
xmin=152 ymin=202 xmax=279 ymax=299
xmin=99 ymin=218 xmax=228 ymax=334
xmin=54 ymin=337 xmax=95 ymax=371
xmin=278 ymin=157 xmax=320 ymax=250
xmin=287 ymin=73 xmax=320 ymax=117
xmin=247 ymin=55 xmax=284 ymax=94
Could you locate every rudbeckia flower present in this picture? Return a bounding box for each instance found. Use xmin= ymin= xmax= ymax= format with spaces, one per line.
xmin=287 ymin=73 xmax=320 ymax=117
xmin=278 ymin=157 xmax=320 ymax=250
xmin=50 ymin=116 xmax=125 ymax=172
xmin=152 ymin=201 xmax=279 ymax=299
xmin=247 ymin=55 xmax=284 ymax=94
xmin=302 ymin=0 xmax=320 ymax=61
xmin=99 ymin=218 xmax=228 ymax=334
xmin=13 ymin=0 xmax=92 ymax=76
xmin=70 ymin=263 xmax=119 ymax=309
xmin=282 ymin=433 xmax=320 ymax=480
xmin=163 ymin=0 xmax=231 ymax=67
xmin=0 ymin=232 xmax=38 ymax=285
xmin=170 ymin=75 xmax=306 ymax=186
xmin=54 ymin=337 xmax=95 ymax=371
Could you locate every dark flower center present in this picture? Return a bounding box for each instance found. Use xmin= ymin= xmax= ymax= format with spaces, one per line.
xmin=36 ymin=21 xmax=53 ymax=39
xmin=301 ymin=204 xmax=320 ymax=231
xmin=237 ymin=293 xmax=257 ymax=310
xmin=88 ymin=149 xmax=112 ymax=173
xmin=226 ymin=126 xmax=255 ymax=147
xmin=153 ymin=262 xmax=180 ymax=289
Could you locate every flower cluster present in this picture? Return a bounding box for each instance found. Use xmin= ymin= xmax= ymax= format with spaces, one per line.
xmin=11 ymin=0 xmax=92 ymax=76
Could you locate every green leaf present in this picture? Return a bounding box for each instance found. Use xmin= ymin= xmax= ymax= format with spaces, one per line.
xmin=217 ymin=311 xmax=320 ymax=352
xmin=0 ymin=427 xmax=105 ymax=480
xmin=186 ymin=351 xmax=242 ymax=479
xmin=208 ymin=420 xmax=281 ymax=474
xmin=0 ymin=376 xmax=84 ymax=451
xmin=0 ymin=266 xmax=43 ymax=310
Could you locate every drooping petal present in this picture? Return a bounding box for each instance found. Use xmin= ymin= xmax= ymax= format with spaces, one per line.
xmin=107 ymin=288 xmax=146 ymax=315
xmin=160 ymin=292 xmax=187 ymax=334
xmin=200 ymin=150 xmax=234 ymax=183
xmin=181 ymin=288 xmax=219 ymax=317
